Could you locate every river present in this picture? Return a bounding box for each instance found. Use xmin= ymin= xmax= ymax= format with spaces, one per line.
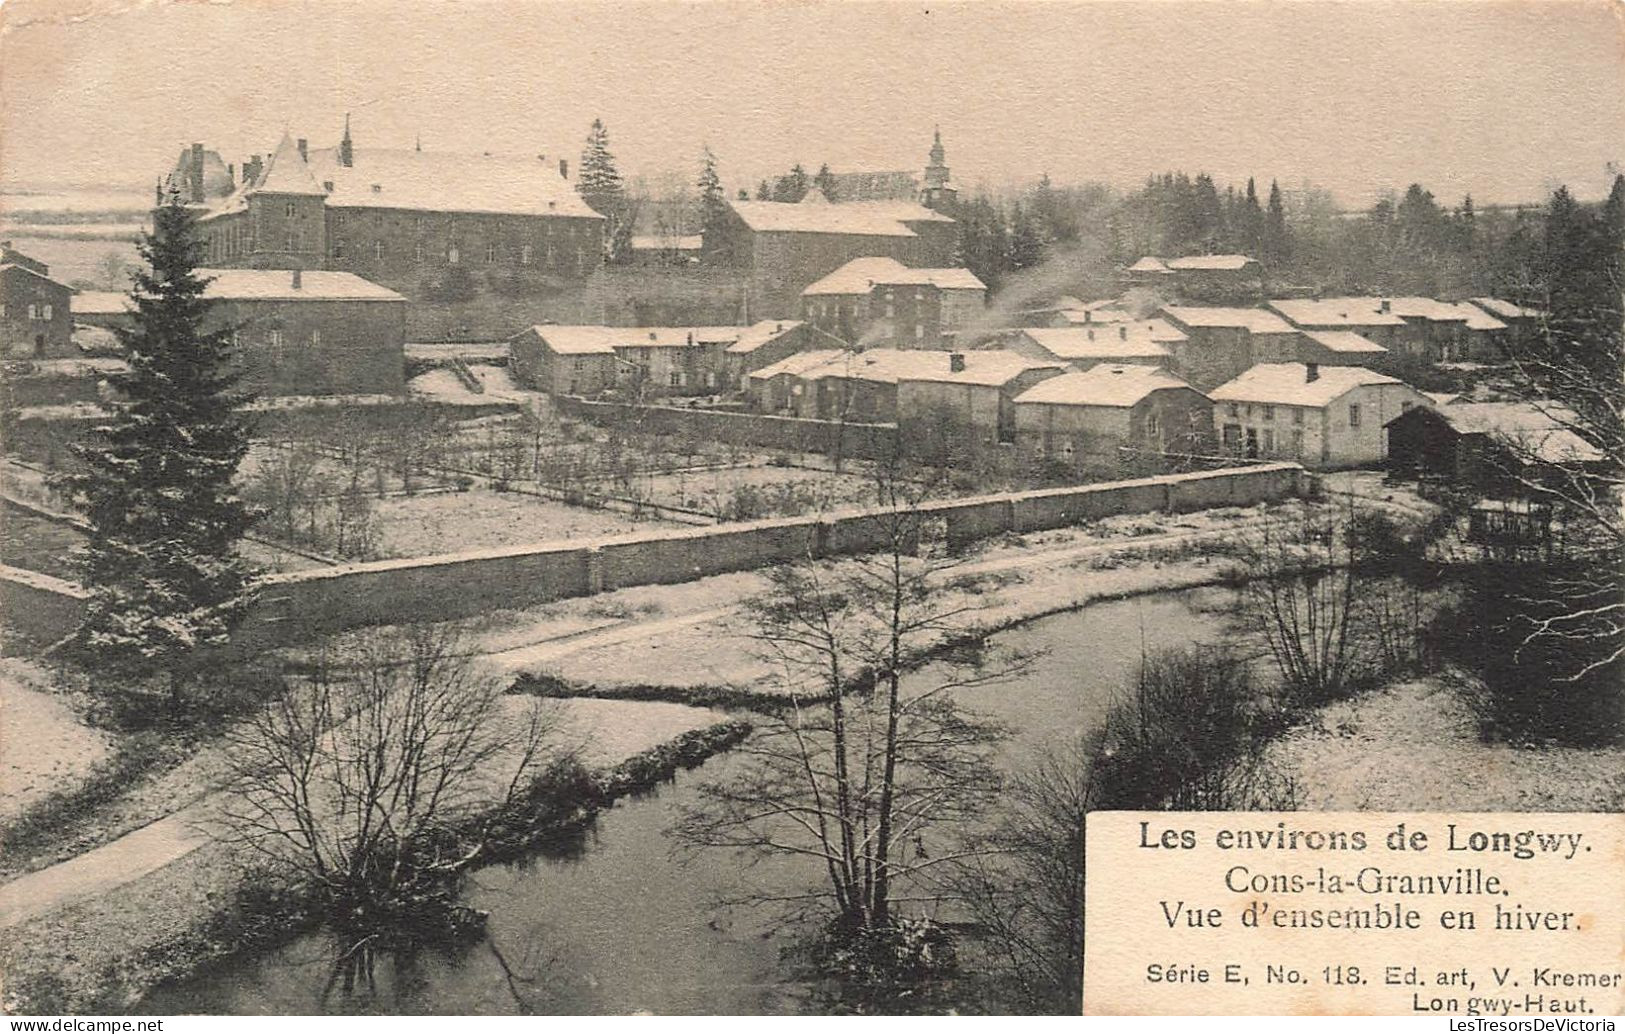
xmin=139 ymin=585 xmax=1239 ymax=1015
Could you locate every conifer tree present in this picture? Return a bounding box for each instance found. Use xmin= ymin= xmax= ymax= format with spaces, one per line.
xmin=813 ymin=163 xmax=838 ymax=202
xmin=55 ymin=190 xmax=258 ymax=703
xmin=697 ymin=146 xmax=733 ymax=264
xmin=1263 ymin=179 xmax=1291 ymax=267
xmin=576 ymin=118 xmax=625 ymax=216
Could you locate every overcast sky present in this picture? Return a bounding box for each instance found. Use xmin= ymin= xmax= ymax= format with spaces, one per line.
xmin=2 ymin=0 xmax=1622 ymax=207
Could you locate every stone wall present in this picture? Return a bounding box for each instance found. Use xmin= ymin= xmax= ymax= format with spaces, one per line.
xmin=5 ymin=463 xmax=1305 ymax=654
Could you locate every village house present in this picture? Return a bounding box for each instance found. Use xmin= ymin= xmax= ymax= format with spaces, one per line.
xmin=1384 ymin=401 xmax=1604 ymax=494
xmin=1158 ymin=305 xmax=1304 ymax=390
xmin=1469 ymin=297 xmax=1545 ymax=351
xmin=1012 ymin=364 xmax=1213 ymax=469
xmin=1296 ymin=329 xmax=1391 ymax=369
xmin=1265 ymin=297 xmax=1418 ymax=353
xmin=894 ymin=351 xmax=1063 ymax=444
xmin=195 ymin=268 xmax=408 ymax=396
xmin=1 ymin=244 xmax=74 ymax=358
xmin=188 ymin=124 xmax=605 ymax=336
xmin=68 ymin=291 xmax=135 ymax=330
xmin=745 ymin=349 xmax=851 ymax=414
xmin=799 ymin=257 xmax=985 ymax=348
xmin=512 ymin=321 xmax=839 ymax=398
xmin=1006 ymin=320 xmax=1184 ymax=371
xmin=1208 ymin=362 xmax=1432 ymax=468
xmin=751 ymin=348 xmax=1041 ymax=424
xmin=1163 ymin=254 xmax=1263 ymax=302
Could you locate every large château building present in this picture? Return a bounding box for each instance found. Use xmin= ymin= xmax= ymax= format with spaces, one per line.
xmin=185 ymin=121 xmax=605 ymax=338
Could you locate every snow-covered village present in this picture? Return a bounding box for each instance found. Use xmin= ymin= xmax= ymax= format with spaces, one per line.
xmin=0 ymin=0 xmax=1621 ymax=1019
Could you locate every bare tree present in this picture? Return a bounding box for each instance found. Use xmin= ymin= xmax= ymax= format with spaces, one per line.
xmin=221 ymin=624 xmax=564 ymax=933
xmin=672 ymin=487 xmax=1016 ymax=987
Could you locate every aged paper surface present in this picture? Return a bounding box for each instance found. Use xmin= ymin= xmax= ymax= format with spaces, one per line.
xmin=1 ymin=0 xmax=1622 ymax=1019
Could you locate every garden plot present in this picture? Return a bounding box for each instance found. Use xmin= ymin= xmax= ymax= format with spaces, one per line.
xmin=590 ymin=462 xmax=891 ymax=521
xmin=367 ymin=488 xmax=677 ymax=558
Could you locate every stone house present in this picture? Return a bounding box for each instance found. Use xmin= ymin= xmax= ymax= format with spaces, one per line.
xmin=1012 ymin=364 xmax=1213 ymax=468
xmin=895 ymin=352 xmax=1064 ymax=444
xmin=1158 ymin=305 xmax=1305 ymax=390
xmin=1 ymin=245 xmax=74 ymax=358
xmin=1208 ymin=362 xmax=1432 ymax=468
xmin=799 ymin=257 xmax=985 ymax=348
xmin=1007 ymin=320 xmax=1185 ymax=371
xmin=1384 ymin=401 xmax=1604 ymax=493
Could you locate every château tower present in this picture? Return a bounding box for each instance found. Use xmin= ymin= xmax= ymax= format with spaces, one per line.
xmin=921 ymin=126 xmax=958 ymax=214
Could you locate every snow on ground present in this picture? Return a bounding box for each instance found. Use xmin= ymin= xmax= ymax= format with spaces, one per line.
xmin=1265 ymin=677 xmax=1625 ymax=812
xmin=370 ymin=488 xmax=678 ymax=557
xmin=0 ymin=660 xmax=111 ymax=823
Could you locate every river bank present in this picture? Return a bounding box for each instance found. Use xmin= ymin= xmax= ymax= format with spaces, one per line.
xmin=0 ymin=712 xmax=747 ymax=1013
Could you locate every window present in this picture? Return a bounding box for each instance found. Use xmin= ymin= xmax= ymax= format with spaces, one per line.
xmin=914 ymin=323 xmax=924 ymax=340
xmin=522 ymin=244 xmax=533 ymax=265
xmin=285 ymin=231 xmax=296 ymax=251
xmin=1292 ymin=408 xmax=1304 ymax=425
xmin=1262 ymin=428 xmax=1275 ymax=454
xmin=669 ymin=370 xmax=682 ymax=387
xmin=285 ymin=201 xmax=296 ymax=218
xmin=486 ymin=243 xmax=497 ymax=263
xmin=1400 ymin=400 xmax=1413 ymax=412
xmin=1228 ymin=403 xmax=1240 ymax=418
xmin=374 ymin=241 xmax=384 ymax=261
xmin=334 ymin=239 xmax=346 ymax=258
xmin=1290 ymin=429 xmax=1304 ymax=456
xmin=1146 ymin=410 xmax=1161 ymax=439
xmin=42 ymin=304 xmax=52 ymax=320
xmin=269 ymin=329 xmax=284 ymax=350
xmin=310 ymin=329 xmax=321 ymax=347
xmin=1348 ymin=403 xmax=1361 ymax=427
xmin=572 ymin=358 xmax=585 ymax=372
xmin=448 ymin=244 xmax=461 ymax=265
xmin=1263 ymin=405 xmax=1275 ymax=422
xmin=885 ymin=301 xmax=895 ymax=318
xmin=27 ymin=304 xmax=40 ymax=319
xmin=414 ymin=243 xmax=424 ymax=263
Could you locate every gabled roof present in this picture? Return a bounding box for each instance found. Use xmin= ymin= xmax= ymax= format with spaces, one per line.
xmin=1266 ymin=298 xmax=1411 ymax=329
xmin=796 ymin=348 xmax=1037 ymax=385
xmin=1127 ymin=256 xmax=1171 ymax=273
xmin=1470 ymin=297 xmax=1546 ymax=321
xmin=1386 ymin=401 xmax=1602 ymax=464
xmin=307 ymin=147 xmax=600 ymax=219
xmin=254 ymin=131 xmax=327 ymax=196
xmin=1209 ymin=363 xmax=1405 ymax=408
xmin=801 ymin=257 xmax=985 ymax=295
xmin=1161 ymin=305 xmax=1298 ymax=334
xmin=521 ymin=325 xmax=752 ymax=355
xmin=728 ymin=198 xmax=949 ymax=236
xmin=725 ymin=320 xmax=810 ymax=354
xmin=1019 ymin=325 xmax=1177 ymax=361
xmin=197 ymin=269 xmax=405 ymax=302
xmin=897 ymin=352 xmax=1062 ymax=387
xmin=0 ymin=245 xmax=49 ymax=276
xmin=747 ymin=349 xmax=850 ymax=380
xmin=1166 ymin=254 xmax=1257 ymax=271
xmin=1014 ymin=364 xmax=1201 ymax=408
xmin=1301 ymin=329 xmax=1389 ymax=354
xmin=0 ymin=263 xmax=72 ymax=293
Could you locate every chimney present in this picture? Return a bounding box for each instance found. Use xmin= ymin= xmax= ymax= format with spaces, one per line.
xmin=1087 ymin=328 xmax=1096 ymax=341
xmin=1305 ymin=362 xmax=1319 ymax=383
xmin=1119 ymin=324 xmax=1128 ymax=341
xmin=189 ymin=142 xmax=205 ymax=203
xmin=559 ymin=158 xmax=569 ymax=180
xmin=949 ymin=352 xmax=966 ymax=373
xmin=1083 ymin=310 xmax=1092 ymax=324
xmin=1312 ymin=288 xmax=1322 ymax=302
xmin=291 ymin=269 xmax=303 ymax=290
xmin=648 ymin=330 xmax=658 ymax=341
xmin=297 ymin=138 xmax=308 ymax=161
xmin=1379 ymin=298 xmax=1392 ymax=314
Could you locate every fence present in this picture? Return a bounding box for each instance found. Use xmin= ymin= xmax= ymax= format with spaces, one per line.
xmin=553 ymin=396 xmax=901 ymax=462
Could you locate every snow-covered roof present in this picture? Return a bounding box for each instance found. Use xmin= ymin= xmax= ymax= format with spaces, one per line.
xmin=1019 ymin=325 xmax=1175 ymax=361
xmin=70 ymin=291 xmax=135 ymax=315
xmin=728 ymin=198 xmax=949 ymax=236
xmin=1127 ymin=256 xmax=1171 ymax=273
xmin=0 ymin=263 xmax=72 ymax=292
xmin=1422 ymin=391 xmax=1461 ymax=407
xmin=255 ymin=131 xmax=328 ymax=197
xmin=1166 ymin=254 xmax=1257 ymax=271
xmin=1014 ymin=364 xmax=1201 ymax=408
xmin=1161 ymin=306 xmax=1298 ymax=334
xmin=794 ymin=348 xmax=1037 ymax=385
xmin=896 ymin=352 xmax=1062 ymax=387
xmin=801 ymin=257 xmax=985 ymax=295
xmin=1301 ymin=330 xmax=1389 ymax=354
xmin=1394 ymin=401 xmax=1603 ymax=464
xmin=747 ymin=349 xmax=850 ymax=380
xmin=1209 ymin=363 xmax=1404 ymax=408
xmin=1470 ymin=297 xmax=1545 ymax=321
xmin=197 ymin=269 xmax=406 ymax=302
xmin=307 ymin=147 xmax=601 ymax=219
xmin=1266 ymin=298 xmax=1412 ymax=329
xmin=522 ymin=325 xmax=751 ymax=355
xmin=724 ymin=320 xmax=808 ymax=355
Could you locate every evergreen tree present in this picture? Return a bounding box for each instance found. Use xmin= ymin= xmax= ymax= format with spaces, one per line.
xmin=813 ymin=163 xmax=838 ymax=202
xmin=55 ymin=191 xmax=258 ymax=703
xmin=697 ymin=146 xmax=734 ymax=265
xmin=755 ymin=180 xmax=772 ymax=201
xmin=576 ymin=118 xmax=626 ymax=216
xmin=1263 ymin=179 xmax=1291 ymax=267
xmin=1239 ymin=177 xmax=1264 ymax=257
xmin=1007 ymin=200 xmax=1046 ymax=273
xmin=771 ymin=164 xmax=810 ymax=203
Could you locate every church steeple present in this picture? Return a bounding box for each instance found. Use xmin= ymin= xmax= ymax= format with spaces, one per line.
xmin=921 ymin=125 xmax=956 ymax=214
xmin=339 ymin=113 xmax=354 ymax=168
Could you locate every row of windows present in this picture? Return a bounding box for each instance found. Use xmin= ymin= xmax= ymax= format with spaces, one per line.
xmin=330 ymin=240 xmax=586 ymax=268
xmin=1 ymin=303 xmax=55 ymax=320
